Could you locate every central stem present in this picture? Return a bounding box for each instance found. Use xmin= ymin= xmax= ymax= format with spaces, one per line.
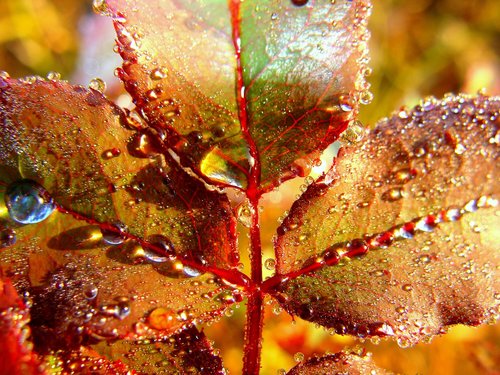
xmin=242 ymin=195 xmax=264 ymax=375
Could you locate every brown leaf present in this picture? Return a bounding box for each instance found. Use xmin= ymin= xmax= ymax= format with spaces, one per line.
xmin=104 ymin=0 xmax=371 ymax=191
xmin=0 ymin=78 xmax=242 ymax=345
xmin=287 ymin=350 xmax=390 ymax=375
xmin=274 ymin=94 xmax=500 ymax=344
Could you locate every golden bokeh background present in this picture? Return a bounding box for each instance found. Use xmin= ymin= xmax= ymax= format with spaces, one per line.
xmin=0 ymin=1 xmax=498 ymax=374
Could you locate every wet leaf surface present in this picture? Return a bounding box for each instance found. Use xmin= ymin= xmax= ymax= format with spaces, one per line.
xmin=0 ymin=78 xmax=241 ymax=346
xmin=287 ymin=350 xmax=390 ymax=375
xmin=275 ymin=94 xmax=500 ymax=344
xmin=104 ymin=0 xmax=371 ymax=191
xmin=0 ymin=278 xmax=46 ymax=375
xmin=90 ymin=326 xmax=224 ymax=374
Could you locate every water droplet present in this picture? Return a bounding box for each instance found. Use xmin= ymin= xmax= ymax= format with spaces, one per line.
xmin=83 ymin=284 xmax=98 ymax=300
xmin=0 ymin=227 xmax=16 ymax=248
xmin=392 ymin=168 xmax=417 ymax=184
xmin=46 ymin=71 xmax=61 ymax=81
xmin=92 ymin=0 xmax=110 ymax=16
xmin=382 ymin=187 xmax=405 ymax=202
xmin=264 ymin=258 xmax=276 ymax=271
xmin=293 ymin=352 xmax=305 ymax=362
xmin=199 ymin=146 xmax=248 ymax=188
xmin=148 ymin=307 xmax=176 ymax=330
xmin=100 ymin=221 xmax=128 ymax=245
xmin=88 ymin=78 xmax=106 ymax=93
xmin=5 ymin=180 xmax=56 ymax=224
xmin=237 ymin=202 xmax=253 ymax=228
xmin=183 ymin=265 xmax=203 ymax=278
xmin=150 ymin=67 xmax=167 ymax=80
xmin=339 ymin=95 xmax=354 ymax=112
xmin=454 ymin=144 xmax=466 ymax=155
xmin=402 ymin=284 xmax=413 ymax=292
xmin=102 ymin=148 xmax=121 ymax=159
xmin=341 ymin=121 xmax=365 ymax=145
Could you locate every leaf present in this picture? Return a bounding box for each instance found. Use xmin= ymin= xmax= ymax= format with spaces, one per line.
xmin=104 ymin=0 xmax=371 ymax=191
xmin=90 ymin=326 xmax=225 ymax=374
xmin=287 ymin=350 xmax=390 ymax=375
xmin=273 ymin=94 xmax=500 ymax=345
xmin=0 ymin=278 xmax=46 ymax=375
xmin=0 ymin=78 xmax=243 ymax=345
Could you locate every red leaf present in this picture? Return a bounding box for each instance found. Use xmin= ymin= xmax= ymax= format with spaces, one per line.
xmin=0 ymin=78 xmax=243 ymax=345
xmin=104 ymin=0 xmax=371 ymax=191
xmin=273 ymin=94 xmax=500 ymax=344
xmin=287 ymin=350 xmax=390 ymax=375
xmin=90 ymin=326 xmax=224 ymax=374
xmin=0 ymin=278 xmax=46 ymax=375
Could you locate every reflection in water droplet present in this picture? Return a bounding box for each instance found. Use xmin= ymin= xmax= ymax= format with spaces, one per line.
xmin=101 ymin=221 xmax=128 ymax=245
xmin=0 ymin=227 xmax=16 ymax=248
xmin=88 ymin=78 xmax=106 ymax=93
xmin=237 ymin=202 xmax=253 ymax=228
xmin=150 ymin=68 xmax=167 ymax=80
xmin=83 ymin=284 xmax=98 ymax=300
xmin=92 ymin=0 xmax=110 ymax=15
xmin=46 ymin=71 xmax=61 ymax=81
xmin=293 ymin=352 xmax=305 ymax=362
xmin=382 ymin=187 xmax=405 ymax=202
xmin=5 ymin=180 xmax=56 ymax=224
xmin=341 ymin=121 xmax=365 ymax=145
xmin=199 ymin=146 xmax=248 ymax=188
xmin=264 ymin=258 xmax=276 ymax=271
xmin=148 ymin=307 xmax=176 ymax=330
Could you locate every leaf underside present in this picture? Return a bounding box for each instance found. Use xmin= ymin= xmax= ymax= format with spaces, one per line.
xmin=105 ymin=0 xmax=371 ymax=191
xmin=0 ymin=78 xmax=240 ymax=345
xmin=275 ymin=94 xmax=500 ymax=344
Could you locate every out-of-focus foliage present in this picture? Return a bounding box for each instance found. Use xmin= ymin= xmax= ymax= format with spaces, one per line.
xmin=0 ymin=1 xmax=498 ymax=375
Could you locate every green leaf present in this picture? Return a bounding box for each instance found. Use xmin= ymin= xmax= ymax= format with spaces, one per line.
xmin=104 ymin=0 xmax=371 ymax=191
xmin=0 ymin=78 xmax=242 ymax=344
xmin=274 ymin=94 xmax=500 ymax=345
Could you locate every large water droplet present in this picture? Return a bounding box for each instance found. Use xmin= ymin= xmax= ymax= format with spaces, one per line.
xmin=100 ymin=221 xmax=128 ymax=245
xmin=5 ymin=180 xmax=56 ymax=224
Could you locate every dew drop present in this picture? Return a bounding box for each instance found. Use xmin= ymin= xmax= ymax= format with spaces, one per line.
xmin=92 ymin=0 xmax=110 ymax=16
xmin=0 ymin=227 xmax=16 ymax=248
xmin=83 ymin=283 xmax=98 ymax=300
xmin=341 ymin=120 xmax=365 ymax=145
xmin=148 ymin=307 xmax=176 ymax=330
xmin=150 ymin=67 xmax=167 ymax=80
xmin=339 ymin=95 xmax=354 ymax=112
xmin=88 ymin=78 xmax=106 ymax=93
xmin=5 ymin=180 xmax=55 ymax=224
xmin=100 ymin=221 xmax=128 ymax=245
xmin=293 ymin=352 xmax=305 ymax=362
xmin=237 ymin=202 xmax=253 ymax=228
xmin=402 ymin=284 xmax=413 ymax=292
xmin=264 ymin=258 xmax=276 ymax=271
xmin=102 ymin=148 xmax=121 ymax=159
xmin=46 ymin=71 xmax=61 ymax=81
xmin=382 ymin=187 xmax=405 ymax=202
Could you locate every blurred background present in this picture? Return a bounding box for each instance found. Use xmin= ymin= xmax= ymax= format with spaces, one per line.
xmin=0 ymin=0 xmax=498 ymax=374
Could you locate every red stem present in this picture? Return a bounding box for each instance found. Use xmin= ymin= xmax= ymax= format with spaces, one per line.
xmin=229 ymin=1 xmax=264 ymax=372
xmin=242 ymin=196 xmax=264 ymax=375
